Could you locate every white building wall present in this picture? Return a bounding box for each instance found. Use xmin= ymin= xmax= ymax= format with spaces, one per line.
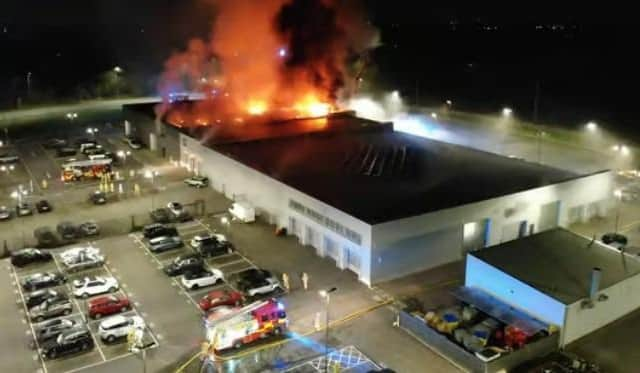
xmin=370 ymin=171 xmax=613 ymax=282
xmin=180 ymin=135 xmax=374 ymax=284
xmin=564 ymin=270 xmax=640 ymax=346
xmin=465 ymin=255 xmax=566 ymax=328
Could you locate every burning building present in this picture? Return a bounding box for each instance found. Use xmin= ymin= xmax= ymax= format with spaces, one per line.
xmin=123 ymin=100 xmax=613 ymax=285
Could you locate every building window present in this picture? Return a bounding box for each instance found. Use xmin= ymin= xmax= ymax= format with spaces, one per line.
xmin=289 ymin=199 xmax=362 ymax=245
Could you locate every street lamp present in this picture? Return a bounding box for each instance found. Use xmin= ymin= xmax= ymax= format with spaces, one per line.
xmin=86 ymin=127 xmax=99 ymax=138
xmin=502 ymin=107 xmax=513 ymax=117
xmin=113 ymin=66 xmax=123 ymax=74
xmin=319 ymin=287 xmax=337 ymax=373
xmin=430 ymin=112 xmax=438 ymax=120
xmin=445 ymin=99 xmax=452 ymax=106
xmin=586 ymin=121 xmax=598 ymax=132
xmin=66 ymin=112 xmax=78 ymax=121
xmin=614 ymin=189 xmax=623 ymax=233
xmin=144 ymin=170 xmax=159 ymax=209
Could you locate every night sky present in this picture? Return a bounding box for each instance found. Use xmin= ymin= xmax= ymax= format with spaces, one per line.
xmin=1 ymin=1 xmax=637 ymax=132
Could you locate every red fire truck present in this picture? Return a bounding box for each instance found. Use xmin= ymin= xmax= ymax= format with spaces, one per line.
xmin=204 ymin=299 xmax=288 ymax=351
xmin=61 ymin=159 xmax=113 ymax=182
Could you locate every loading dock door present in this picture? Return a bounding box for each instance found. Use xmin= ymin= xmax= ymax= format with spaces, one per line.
xmin=539 ymin=201 xmax=560 ymax=232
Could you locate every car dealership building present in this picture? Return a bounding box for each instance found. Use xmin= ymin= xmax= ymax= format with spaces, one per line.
xmin=124 ymin=101 xmax=614 ymax=286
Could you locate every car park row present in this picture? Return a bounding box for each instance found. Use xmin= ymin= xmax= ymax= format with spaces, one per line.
xmin=8 ymin=241 xmax=158 ymax=371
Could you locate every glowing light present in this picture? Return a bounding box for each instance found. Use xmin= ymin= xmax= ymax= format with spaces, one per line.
xmin=502 ymin=107 xmax=513 ymax=117
xmin=431 ymin=112 xmax=438 ymax=119
xmin=277 ymin=302 xmax=285 ymax=310
xmin=294 ymin=95 xmax=331 ymax=118
xmin=247 ymin=100 xmax=268 ymax=116
xmin=278 ymin=47 xmax=287 ymax=58
xmin=586 ymin=121 xmax=597 ymax=132
xmin=614 ymin=189 xmax=623 ymax=199
xmin=621 ymin=145 xmax=630 ymax=156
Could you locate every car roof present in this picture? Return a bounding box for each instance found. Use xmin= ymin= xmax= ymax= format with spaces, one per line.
xmin=90 ymin=294 xmax=118 ymax=305
xmin=100 ymin=315 xmax=127 ymax=328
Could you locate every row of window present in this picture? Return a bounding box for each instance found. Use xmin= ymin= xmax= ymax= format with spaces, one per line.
xmin=289 ymin=199 xmax=362 ymax=245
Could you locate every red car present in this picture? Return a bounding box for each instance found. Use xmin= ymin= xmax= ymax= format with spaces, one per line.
xmin=198 ymin=290 xmax=243 ymax=312
xmin=88 ymin=294 xmax=130 ymax=319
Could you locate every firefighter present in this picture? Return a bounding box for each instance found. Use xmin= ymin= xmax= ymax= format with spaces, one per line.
xmin=301 ymin=272 xmax=309 ymax=291
xmin=282 ymin=272 xmax=290 ymax=292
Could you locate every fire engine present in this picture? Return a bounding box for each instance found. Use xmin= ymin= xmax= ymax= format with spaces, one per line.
xmin=61 ymin=159 xmax=113 ymax=182
xmin=204 ymin=299 xmax=288 ymax=351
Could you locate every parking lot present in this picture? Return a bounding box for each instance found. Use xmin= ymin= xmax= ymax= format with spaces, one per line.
xmin=6 ymin=241 xmax=160 ymax=373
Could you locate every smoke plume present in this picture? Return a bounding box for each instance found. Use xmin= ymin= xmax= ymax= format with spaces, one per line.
xmin=157 ymin=0 xmax=379 ymax=125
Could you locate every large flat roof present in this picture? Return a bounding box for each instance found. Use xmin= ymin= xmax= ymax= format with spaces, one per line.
xmin=124 ymin=101 xmax=583 ymax=224
xmin=209 ymin=119 xmax=581 ymax=224
xmin=471 ymin=228 xmax=640 ymax=304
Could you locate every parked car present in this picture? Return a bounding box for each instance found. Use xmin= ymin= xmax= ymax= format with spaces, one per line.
xmin=167 ymin=202 xmax=184 ymax=216
xmin=22 ymin=272 xmax=67 ymax=292
xmin=40 ymin=327 xmax=94 ymax=360
xmin=0 ymin=205 xmax=12 ymax=221
xmin=43 ymin=138 xmax=68 ymax=149
xmin=143 ymin=223 xmax=178 ymax=240
xmin=10 ymin=248 xmax=53 ymax=267
xmin=34 ymin=318 xmax=78 ymax=343
xmin=197 ymin=238 xmax=234 ymax=258
xmin=189 ymin=234 xmax=219 ymax=249
xmin=126 ymin=137 xmax=143 ymax=150
xmin=184 ymin=175 xmax=209 ymax=188
xmin=198 ymin=289 xmax=244 ymax=312
xmin=56 ymin=147 xmax=77 ymax=157
xmin=98 ymin=315 xmax=145 ymax=343
xmin=601 ymin=232 xmax=628 ymax=249
xmin=35 ymin=200 xmax=52 ymax=213
xmin=150 ymin=208 xmax=171 ymax=223
xmin=60 ymin=246 xmax=104 ymax=273
xmin=80 ymin=143 xmax=100 ymax=154
xmin=240 ymin=276 xmax=281 ymax=297
xmin=29 ymin=297 xmax=73 ymax=322
xmin=163 ymin=254 xmax=204 ymax=276
xmin=89 ymin=190 xmax=107 ymax=205
xmin=0 ymin=153 xmax=19 ymax=164
xmin=78 ymin=221 xmax=100 ymax=236
xmin=56 ymin=221 xmax=78 ymax=240
xmin=26 ymin=289 xmax=67 ymax=309
xmin=16 ymin=202 xmax=33 ymax=217
xmin=72 ymin=276 xmax=119 ymax=298
xmin=181 ymin=268 xmax=224 ymax=290
xmin=88 ymin=294 xmax=131 ymax=319
xmin=149 ymin=235 xmax=183 ymax=253
xmin=85 ymin=147 xmax=106 ymax=157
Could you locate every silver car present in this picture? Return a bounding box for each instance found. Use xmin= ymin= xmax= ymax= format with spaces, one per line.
xmin=61 ymin=247 xmax=104 ymax=273
xmin=98 ymin=315 xmax=145 ymax=343
xmin=29 ymin=297 xmax=73 ymax=323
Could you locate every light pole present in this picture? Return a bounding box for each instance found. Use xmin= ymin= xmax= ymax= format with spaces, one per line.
xmin=66 ymin=112 xmax=78 ymax=124
xmin=86 ymin=127 xmax=99 ymax=139
xmin=586 ymin=121 xmax=598 ymax=132
xmin=614 ymin=189 xmax=623 ymax=233
xmin=113 ymin=66 xmax=123 ymax=96
xmin=319 ymin=287 xmax=337 ymax=373
xmin=144 ymin=170 xmax=159 ymax=210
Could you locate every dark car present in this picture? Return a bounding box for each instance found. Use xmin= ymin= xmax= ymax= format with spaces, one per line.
xmin=150 ymin=208 xmax=171 ymax=224
xmin=89 ymin=190 xmax=107 ymax=205
xmin=26 ymin=289 xmax=67 ymax=309
xmin=197 ymin=239 xmax=234 ymax=258
xmin=56 ymin=221 xmax=78 ymax=240
xmin=22 ymin=272 xmax=67 ymax=292
xmin=56 ymin=147 xmax=77 ymax=157
xmin=236 ymin=268 xmax=272 ymax=282
xmin=29 ymin=297 xmax=73 ymax=322
xmin=78 ymin=221 xmax=99 ymax=237
xmin=149 ymin=236 xmax=183 ymax=253
xmin=11 ymin=248 xmax=53 ymax=267
xmin=41 ymin=327 xmax=94 ymax=360
xmin=36 ymin=200 xmax=52 ymax=213
xmin=143 ymin=223 xmax=178 ymax=240
xmin=601 ymin=232 xmax=628 ymax=249
xmin=163 ymin=254 xmax=204 ymax=276
xmin=34 ymin=318 xmax=77 ymax=343
xmin=43 ymin=138 xmax=67 ymax=149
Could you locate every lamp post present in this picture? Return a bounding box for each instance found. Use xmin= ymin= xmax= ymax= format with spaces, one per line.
xmin=614 ymin=189 xmax=623 ymax=233
xmin=319 ymin=287 xmax=337 ymax=373
xmin=144 ymin=170 xmax=159 ymax=210
xmin=86 ymin=127 xmax=99 ymax=139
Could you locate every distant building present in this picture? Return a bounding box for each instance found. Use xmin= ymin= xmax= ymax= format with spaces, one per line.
xmin=124 ymin=101 xmax=613 ymax=285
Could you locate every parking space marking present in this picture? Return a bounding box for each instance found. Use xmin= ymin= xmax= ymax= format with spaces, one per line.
xmin=50 ymin=254 xmax=107 ymax=363
xmin=9 ymin=264 xmax=49 ymax=373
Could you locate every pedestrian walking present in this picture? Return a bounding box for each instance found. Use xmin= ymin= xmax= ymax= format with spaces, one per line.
xmin=282 ymin=272 xmax=290 ymax=292
xmin=301 ymin=272 xmax=309 ymax=291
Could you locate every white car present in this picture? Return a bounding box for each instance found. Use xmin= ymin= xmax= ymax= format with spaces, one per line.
xmin=0 ymin=153 xmax=19 ymax=164
xmin=181 ymin=268 xmax=224 ymax=290
xmin=60 ymin=247 xmax=104 ymax=273
xmin=72 ymin=276 xmax=119 ymax=298
xmin=243 ymin=277 xmax=282 ymax=297
xmin=167 ymin=202 xmax=184 ymax=216
xmin=98 ymin=315 xmax=145 ymax=343
xmin=184 ymin=175 xmax=209 ymax=188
